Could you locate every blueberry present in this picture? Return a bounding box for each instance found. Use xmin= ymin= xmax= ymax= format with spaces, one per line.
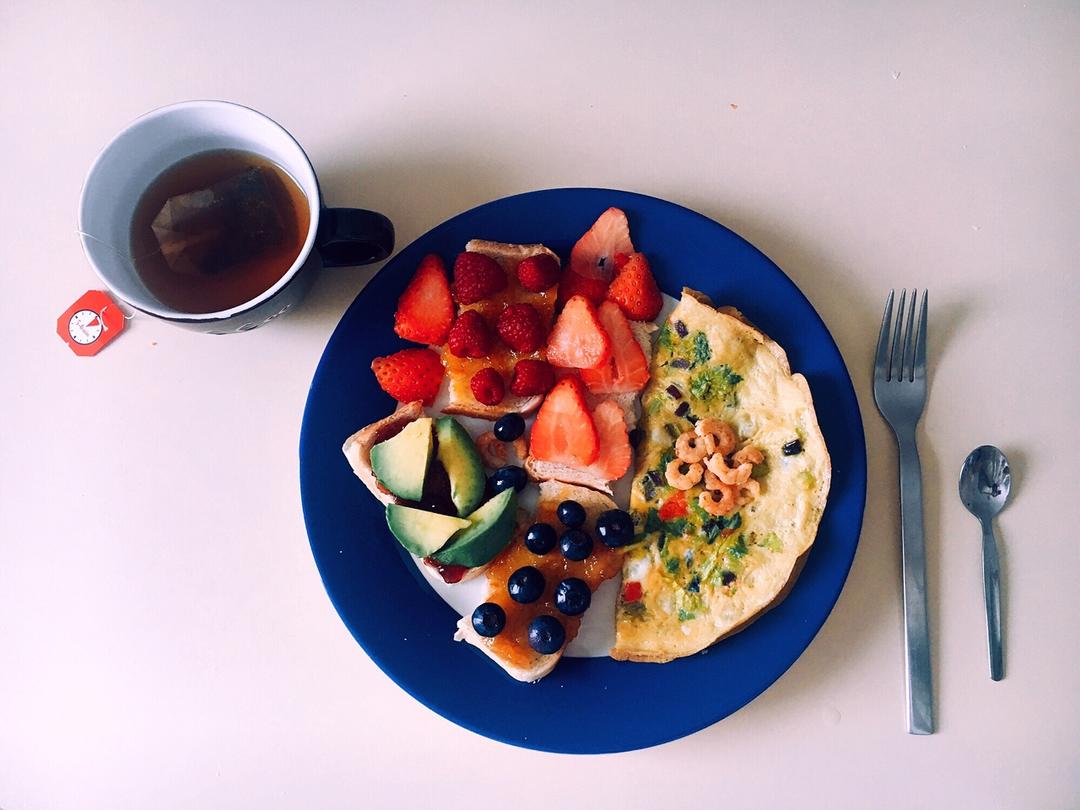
xmin=596 ymin=509 xmax=635 ymax=548
xmin=493 ymin=413 xmax=525 ymax=442
xmin=491 ymin=465 xmax=527 ymax=493
xmin=720 ymin=570 xmax=736 ymax=586
xmin=557 ymin=499 xmax=586 ymax=528
xmin=559 ymin=528 xmax=593 ymax=561
xmin=507 ymin=566 xmax=545 ymax=603
xmin=524 ymin=522 xmax=557 ymax=555
xmin=471 ymin=602 xmax=506 ymax=637
xmin=527 ymin=615 xmax=566 ymax=654
xmin=628 ymin=428 xmax=644 ymax=448
xmin=554 ymin=578 xmax=592 ymax=616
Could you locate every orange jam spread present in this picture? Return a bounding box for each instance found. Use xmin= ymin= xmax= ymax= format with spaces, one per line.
xmin=443 ymin=269 xmax=557 ymax=402
xmin=483 ymin=500 xmax=624 ymax=671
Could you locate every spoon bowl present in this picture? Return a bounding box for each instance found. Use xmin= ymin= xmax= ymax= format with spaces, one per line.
xmin=960 ymin=445 xmax=1012 ymax=520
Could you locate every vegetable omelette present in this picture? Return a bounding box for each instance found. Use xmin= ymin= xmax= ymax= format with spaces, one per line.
xmin=611 ymin=289 xmax=831 ymax=663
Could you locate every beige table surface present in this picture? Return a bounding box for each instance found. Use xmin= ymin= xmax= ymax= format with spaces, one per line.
xmin=3 ymin=2 xmax=1078 ymax=808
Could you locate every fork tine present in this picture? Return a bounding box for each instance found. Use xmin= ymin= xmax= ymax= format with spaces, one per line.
xmin=914 ymin=289 xmax=928 ymax=379
xmin=889 ymin=289 xmax=907 ymax=381
xmin=874 ymin=290 xmax=895 ymax=380
xmin=902 ymin=288 xmax=918 ymax=381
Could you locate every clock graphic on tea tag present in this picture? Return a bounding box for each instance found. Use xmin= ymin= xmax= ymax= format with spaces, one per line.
xmin=57 ymin=290 xmax=126 ymax=356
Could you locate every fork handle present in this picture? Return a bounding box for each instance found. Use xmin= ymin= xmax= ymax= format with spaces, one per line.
xmin=980 ymin=517 xmax=1004 ymax=681
xmin=897 ymin=432 xmax=934 ymax=734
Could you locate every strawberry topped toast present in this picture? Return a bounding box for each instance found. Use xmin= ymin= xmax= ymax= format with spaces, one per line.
xmin=349 ymin=207 xmax=669 ymax=681
xmin=443 ymin=241 xmax=562 ymax=419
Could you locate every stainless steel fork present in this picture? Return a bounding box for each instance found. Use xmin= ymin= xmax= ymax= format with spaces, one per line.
xmin=872 ymin=289 xmax=933 ymax=735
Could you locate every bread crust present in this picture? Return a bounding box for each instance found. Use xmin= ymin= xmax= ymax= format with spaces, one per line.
xmin=523 ymin=457 xmax=612 ymax=495
xmin=341 ymin=402 xmax=503 ymax=583
xmin=341 ymin=401 xmax=425 ymax=505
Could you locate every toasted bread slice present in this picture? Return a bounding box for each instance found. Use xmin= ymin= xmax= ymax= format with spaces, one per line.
xmin=522 ymin=320 xmax=656 ymax=494
xmin=454 ymin=612 xmax=562 ymax=682
xmin=454 ymin=481 xmax=622 ymax=682
xmin=523 ymin=457 xmax=613 ymax=495
xmin=441 ymin=240 xmax=559 ymax=420
xmin=343 ymin=402 xmax=506 ymax=583
xmin=341 ymin=401 xmax=426 ymax=505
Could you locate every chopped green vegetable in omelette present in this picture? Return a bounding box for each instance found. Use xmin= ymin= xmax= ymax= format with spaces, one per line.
xmin=612 ymin=289 xmax=831 ymax=664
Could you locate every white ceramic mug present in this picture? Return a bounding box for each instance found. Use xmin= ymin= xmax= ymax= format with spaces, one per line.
xmin=78 ymin=100 xmax=394 ymax=333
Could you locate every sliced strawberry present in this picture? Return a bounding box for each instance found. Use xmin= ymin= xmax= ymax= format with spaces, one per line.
xmin=528 ymin=375 xmax=599 ymax=467
xmin=370 ymin=348 xmax=444 ymax=405
xmin=606 ymin=252 xmax=662 ymax=321
xmin=570 ymin=208 xmax=634 ymax=281
xmin=545 ymin=295 xmax=612 ymax=370
xmin=579 ymin=301 xmax=651 ymax=393
xmin=393 ymin=255 xmax=454 ymax=344
xmin=583 ymin=399 xmax=632 ymax=481
xmin=578 ymin=358 xmax=616 ymax=393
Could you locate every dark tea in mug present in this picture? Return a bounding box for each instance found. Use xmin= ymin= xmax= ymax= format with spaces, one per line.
xmin=129 ymin=148 xmax=310 ymax=314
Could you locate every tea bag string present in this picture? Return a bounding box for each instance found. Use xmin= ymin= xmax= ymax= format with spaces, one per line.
xmin=75 ymin=228 xmax=163 ymax=265
xmin=73 ymin=229 xmax=139 ymax=322
xmin=100 ymin=303 xmax=135 ymax=322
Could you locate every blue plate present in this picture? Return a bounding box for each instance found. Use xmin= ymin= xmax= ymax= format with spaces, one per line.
xmin=300 ymin=189 xmax=866 ymax=754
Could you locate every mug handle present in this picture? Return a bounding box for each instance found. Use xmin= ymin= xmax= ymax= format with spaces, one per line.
xmin=315 ymin=208 xmax=395 ymax=267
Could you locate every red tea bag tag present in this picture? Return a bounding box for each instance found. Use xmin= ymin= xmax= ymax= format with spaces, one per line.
xmin=57 ymin=290 xmax=126 ymax=356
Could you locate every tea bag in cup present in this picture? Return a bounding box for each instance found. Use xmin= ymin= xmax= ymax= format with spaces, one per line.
xmin=150 ymin=165 xmax=288 ymax=276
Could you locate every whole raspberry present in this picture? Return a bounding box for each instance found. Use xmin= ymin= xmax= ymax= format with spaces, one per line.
xmin=509 ymin=359 xmax=556 ymax=397
xmin=447 ymin=310 xmax=494 ymax=358
xmin=470 ymin=367 xmax=505 ymax=406
xmin=452 ymin=252 xmax=507 ymax=304
xmin=496 ymin=303 xmax=545 ymax=354
xmin=516 ymin=253 xmax=561 ymax=292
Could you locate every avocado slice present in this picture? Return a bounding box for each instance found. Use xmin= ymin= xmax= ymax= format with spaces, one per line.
xmin=432 ymin=488 xmax=518 ymax=568
xmin=385 ymin=504 xmax=471 ymax=558
xmin=434 ymin=417 xmax=485 ymax=517
xmin=371 ymin=417 xmax=433 ymax=501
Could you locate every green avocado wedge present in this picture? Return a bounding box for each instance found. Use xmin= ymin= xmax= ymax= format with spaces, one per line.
xmin=385 ymin=504 xmax=471 ymax=558
xmin=434 ymin=417 xmax=485 ymax=516
xmin=370 ymin=417 xmax=433 ymax=501
xmin=432 ymin=488 xmax=518 ymax=569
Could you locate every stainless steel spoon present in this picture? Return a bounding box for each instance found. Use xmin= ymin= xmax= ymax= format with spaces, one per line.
xmin=959 ymin=445 xmax=1012 ymax=680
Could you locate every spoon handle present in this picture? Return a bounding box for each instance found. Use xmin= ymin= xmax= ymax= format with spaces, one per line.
xmin=981 ymin=518 xmax=1004 ymax=680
